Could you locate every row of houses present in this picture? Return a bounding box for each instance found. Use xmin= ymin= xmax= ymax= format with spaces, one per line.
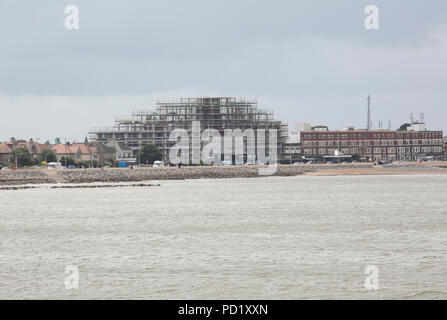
xmin=300 ymin=129 xmax=444 ymax=162
xmin=0 ymin=138 xmax=50 ymax=165
xmin=0 ymin=138 xmax=136 ymax=167
xmin=281 ymin=122 xmax=447 ymax=163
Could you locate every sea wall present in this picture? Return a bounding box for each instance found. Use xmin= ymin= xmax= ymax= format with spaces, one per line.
xmin=0 ymin=172 xmax=54 ymax=185
xmin=58 ymin=165 xmax=313 ymax=183
xmin=58 ymin=164 xmax=376 ymax=183
xmin=0 ymin=164 xmax=376 ymax=186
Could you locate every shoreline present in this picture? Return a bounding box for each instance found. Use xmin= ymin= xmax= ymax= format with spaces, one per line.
xmin=304 ymin=165 xmax=447 ymax=177
xmin=0 ymin=182 xmax=161 ymax=191
xmin=1 ymin=162 xmax=447 ymax=186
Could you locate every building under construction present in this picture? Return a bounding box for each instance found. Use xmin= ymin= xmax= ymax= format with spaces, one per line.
xmin=90 ymin=97 xmax=285 ymax=163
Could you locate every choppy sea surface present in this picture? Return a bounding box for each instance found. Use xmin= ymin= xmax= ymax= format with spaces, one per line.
xmin=0 ymin=175 xmax=446 ymax=299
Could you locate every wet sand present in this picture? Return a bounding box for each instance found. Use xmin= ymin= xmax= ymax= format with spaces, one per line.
xmin=306 ymin=162 xmax=447 ymax=176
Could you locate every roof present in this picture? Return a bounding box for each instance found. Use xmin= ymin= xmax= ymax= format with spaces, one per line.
xmin=0 ymin=141 xmax=49 ymax=155
xmin=105 ymin=139 xmax=132 ymax=151
xmin=96 ymin=144 xmax=116 ymax=153
xmin=51 ymin=143 xmax=97 ymax=155
xmin=0 ymin=143 xmax=12 ymax=154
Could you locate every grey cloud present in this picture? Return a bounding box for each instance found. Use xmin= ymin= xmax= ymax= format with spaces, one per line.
xmin=2 ymin=0 xmax=447 ymax=95
xmin=0 ymin=0 xmax=446 ymax=140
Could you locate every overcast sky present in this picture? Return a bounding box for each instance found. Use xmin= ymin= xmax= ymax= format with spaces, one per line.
xmin=1 ymin=0 xmax=447 ymax=142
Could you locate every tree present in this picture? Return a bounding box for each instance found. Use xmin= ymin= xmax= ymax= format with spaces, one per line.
xmin=39 ymin=149 xmax=57 ymax=163
xmin=84 ymin=160 xmax=98 ymax=168
xmin=137 ymin=144 xmax=162 ymax=165
xmin=9 ymin=147 xmax=33 ymax=167
xmin=60 ymin=156 xmax=75 ymax=166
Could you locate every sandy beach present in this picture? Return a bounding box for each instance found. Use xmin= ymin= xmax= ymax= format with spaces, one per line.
xmin=305 ymin=161 xmax=447 ymax=176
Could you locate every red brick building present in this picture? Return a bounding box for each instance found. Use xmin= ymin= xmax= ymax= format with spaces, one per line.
xmin=300 ymin=129 xmax=444 ymax=161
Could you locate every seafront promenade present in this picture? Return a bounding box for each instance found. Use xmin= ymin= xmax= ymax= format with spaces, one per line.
xmin=1 ymin=162 xmax=447 ymax=186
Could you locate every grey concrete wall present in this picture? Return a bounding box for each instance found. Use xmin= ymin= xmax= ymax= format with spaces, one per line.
xmin=0 ymin=172 xmax=54 ymax=185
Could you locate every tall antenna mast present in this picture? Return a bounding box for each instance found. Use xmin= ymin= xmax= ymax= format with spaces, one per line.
xmin=367 ymin=95 xmax=372 ymax=130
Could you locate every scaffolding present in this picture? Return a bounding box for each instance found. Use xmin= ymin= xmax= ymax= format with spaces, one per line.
xmin=89 ymin=97 xmax=283 ymax=161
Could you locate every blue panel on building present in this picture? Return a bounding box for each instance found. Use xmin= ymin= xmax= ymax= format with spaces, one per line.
xmin=118 ymin=161 xmax=127 ymax=168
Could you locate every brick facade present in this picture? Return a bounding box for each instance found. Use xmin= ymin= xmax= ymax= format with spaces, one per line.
xmin=300 ymin=130 xmax=444 ymax=161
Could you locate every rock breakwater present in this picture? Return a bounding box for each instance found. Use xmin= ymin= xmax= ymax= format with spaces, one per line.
xmin=1 ymin=164 xmax=376 ymax=186
xmin=59 ymin=165 xmax=311 ymax=183
xmin=0 ymin=172 xmax=54 ymax=185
